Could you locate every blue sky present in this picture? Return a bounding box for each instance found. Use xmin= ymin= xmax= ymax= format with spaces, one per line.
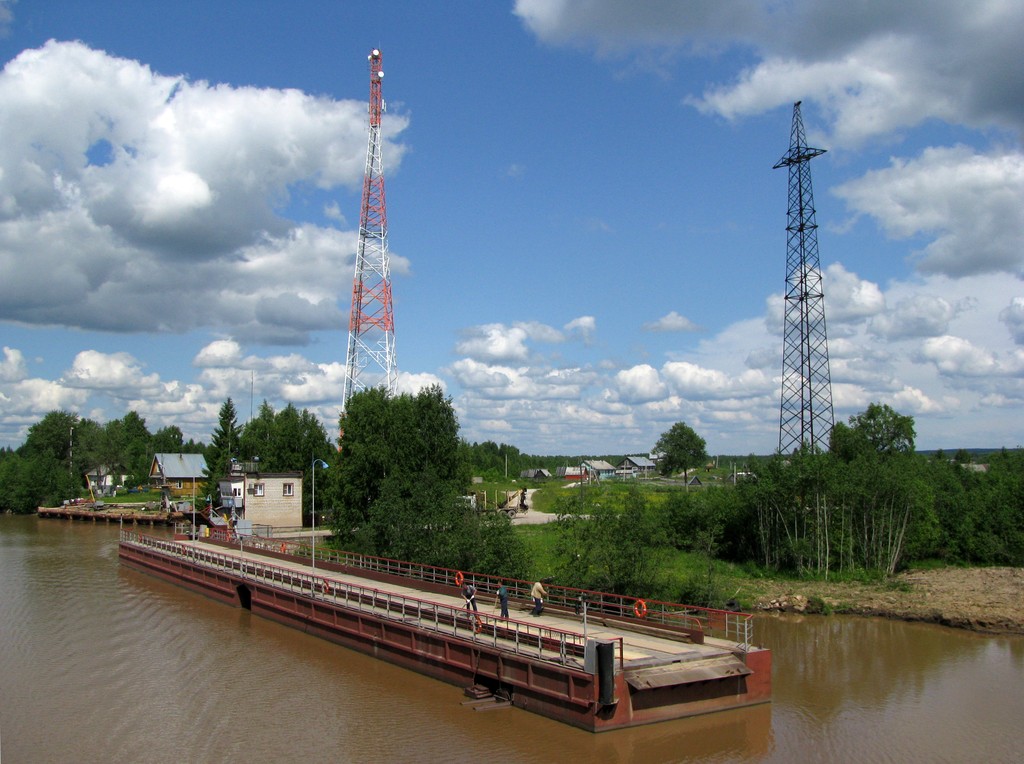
xmin=1 ymin=0 xmax=1022 ymax=456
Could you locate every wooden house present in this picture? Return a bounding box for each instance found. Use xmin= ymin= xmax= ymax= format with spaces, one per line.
xmin=150 ymin=453 xmax=207 ymax=498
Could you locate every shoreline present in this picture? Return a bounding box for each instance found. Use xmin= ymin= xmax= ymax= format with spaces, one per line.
xmin=743 ymin=566 xmax=1024 ymax=636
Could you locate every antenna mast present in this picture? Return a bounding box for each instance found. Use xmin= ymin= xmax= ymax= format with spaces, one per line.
xmin=773 ymin=101 xmax=834 ymax=454
xmin=342 ymin=48 xmax=397 ymax=413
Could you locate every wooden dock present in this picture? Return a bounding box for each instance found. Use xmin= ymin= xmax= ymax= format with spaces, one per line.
xmin=39 ymin=505 xmax=178 ymax=525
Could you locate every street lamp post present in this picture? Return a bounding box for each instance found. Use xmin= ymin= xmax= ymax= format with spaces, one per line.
xmin=311 ymin=458 xmax=329 ymax=571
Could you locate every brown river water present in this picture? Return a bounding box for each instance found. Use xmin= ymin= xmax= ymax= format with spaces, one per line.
xmin=2 ymin=516 xmax=1023 ymax=763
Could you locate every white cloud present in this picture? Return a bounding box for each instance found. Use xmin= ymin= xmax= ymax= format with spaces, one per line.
xmin=614 ymin=364 xmax=667 ymax=404
xmin=455 ymin=324 xmax=532 ymax=363
xmin=918 ymin=335 xmax=999 ymax=377
xmin=0 ymin=376 xmax=89 ymax=428
xmin=643 ymin=311 xmax=700 ymax=332
xmin=834 ymin=147 xmax=1024 ymax=277
xmin=454 ymin=321 xmax=569 ymax=363
xmin=396 ymin=371 xmax=446 ymax=397
xmin=691 ymin=39 xmax=966 ymax=147
xmin=0 ymin=40 xmax=410 ymax=343
xmin=822 ymin=263 xmax=886 ymax=323
xmin=517 ymin=0 xmax=1024 ymax=293
xmin=448 ymin=357 xmax=585 ymax=401
xmin=0 ymin=346 xmax=27 ymax=382
xmin=564 ymin=315 xmax=596 ymax=344
xmin=63 ymin=350 xmax=162 ymax=394
xmin=868 ymin=294 xmax=960 ymax=340
xmin=662 ymin=360 xmax=770 ymax=401
xmin=888 ymin=385 xmax=944 ymax=415
xmin=194 ymin=340 xmax=243 ymax=368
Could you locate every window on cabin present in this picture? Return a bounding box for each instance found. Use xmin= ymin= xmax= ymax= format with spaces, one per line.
xmin=254 ymin=484 xmax=265 ymax=497
xmin=283 ymin=483 xmax=294 ymax=497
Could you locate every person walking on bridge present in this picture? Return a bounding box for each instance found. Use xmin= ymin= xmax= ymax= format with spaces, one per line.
xmin=531 ymin=579 xmax=547 ymax=616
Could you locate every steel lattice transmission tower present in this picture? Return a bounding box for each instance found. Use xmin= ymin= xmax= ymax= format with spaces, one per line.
xmin=773 ymin=101 xmax=834 ymax=454
xmin=342 ymin=48 xmax=397 ymax=412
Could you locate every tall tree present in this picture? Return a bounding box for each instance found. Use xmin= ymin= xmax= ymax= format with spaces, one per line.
xmin=203 ymin=398 xmax=241 ymax=499
xmin=329 ymin=385 xmax=490 ymax=569
xmin=654 ymin=421 xmax=708 ymax=480
xmin=151 ymin=425 xmax=185 ymax=453
xmin=12 ymin=410 xmax=86 ymax=510
xmin=238 ymin=400 xmax=275 ymax=463
xmin=269 ymin=403 xmax=304 ymax=470
xmin=21 ymin=410 xmax=79 ymax=466
xmin=830 ymin=403 xmax=916 ymax=460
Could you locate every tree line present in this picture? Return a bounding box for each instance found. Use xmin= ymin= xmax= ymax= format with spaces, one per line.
xmin=548 ymin=404 xmax=1024 ymax=606
xmin=0 ymin=399 xmax=334 ymax=515
xmin=4 ymin=394 xmax=1021 ymax=602
xmin=0 ymin=410 xmax=205 ymax=513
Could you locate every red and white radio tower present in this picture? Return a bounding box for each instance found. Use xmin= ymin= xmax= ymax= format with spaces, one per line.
xmin=342 ymin=48 xmax=397 ymax=411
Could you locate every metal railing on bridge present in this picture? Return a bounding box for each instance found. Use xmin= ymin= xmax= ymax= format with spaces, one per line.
xmin=123 ymin=529 xmax=622 ymax=670
xmin=198 ymin=527 xmax=755 ymax=651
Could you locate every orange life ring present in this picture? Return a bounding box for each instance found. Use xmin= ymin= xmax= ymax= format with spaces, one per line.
xmin=455 ymin=570 xmax=464 ymax=587
xmin=279 ymin=543 xmax=287 ymax=554
xmin=322 ymin=578 xmax=332 ymax=595
xmin=633 ymin=599 xmax=648 ymax=619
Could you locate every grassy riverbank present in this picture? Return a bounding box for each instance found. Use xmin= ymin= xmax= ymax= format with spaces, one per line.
xmin=516 ymin=519 xmax=1024 ymax=636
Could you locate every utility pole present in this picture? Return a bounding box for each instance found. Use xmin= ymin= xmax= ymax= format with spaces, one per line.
xmin=341 ymin=48 xmax=398 ymax=420
xmin=773 ymin=101 xmax=834 ymax=454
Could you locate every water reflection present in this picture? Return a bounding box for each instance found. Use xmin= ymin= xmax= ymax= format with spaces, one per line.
xmin=757 ymin=614 xmax=1024 ymax=763
xmin=2 ymin=516 xmax=1023 ymax=764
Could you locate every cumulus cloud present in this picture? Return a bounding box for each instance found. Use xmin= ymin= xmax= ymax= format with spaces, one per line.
xmin=822 ymin=264 xmax=886 ymax=323
xmin=517 ymin=1 xmax=1024 ymax=135
xmin=918 ymin=335 xmax=1000 ymax=377
xmin=194 ymin=340 xmax=244 ymax=368
xmin=5 ymin=8 xmax=1024 ymax=455
xmin=517 ymin=0 xmax=1024 ymax=294
xmin=643 ymin=311 xmax=700 ymax=332
xmin=454 ymin=321 xmax=569 ymax=363
xmin=888 ymin=385 xmax=944 ymax=415
xmin=0 ymin=40 xmax=410 ymax=344
xmin=614 ymin=364 xmax=667 ymax=404
xmin=762 ymin=265 xmax=886 ymax=336
xmin=447 ymin=358 xmax=586 ymax=401
xmin=396 ymin=371 xmax=447 ymax=397
xmin=63 ymin=350 xmax=162 ymax=394
xmin=456 ymin=324 xmax=532 ymax=363
xmin=834 ymin=147 xmax=1024 ymax=277
xmin=0 ymin=346 xmax=27 ymax=382
xmin=662 ymin=360 xmax=769 ymax=400
xmin=7 ymin=378 xmax=89 ymax=414
xmin=564 ymin=315 xmax=596 ymax=344
xmin=869 ymin=294 xmax=958 ymax=340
